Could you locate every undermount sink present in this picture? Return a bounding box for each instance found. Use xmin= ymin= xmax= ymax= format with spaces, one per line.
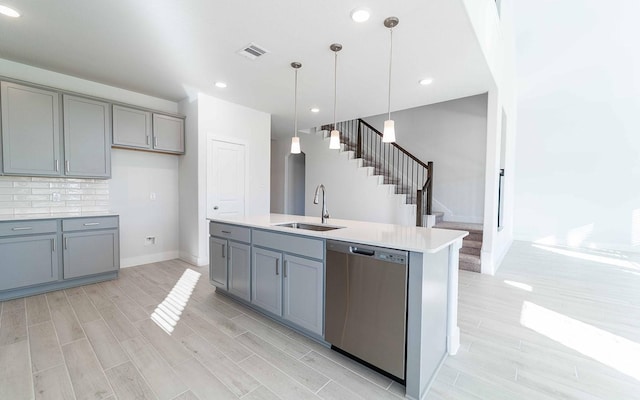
xmin=274 ymin=222 xmax=344 ymax=232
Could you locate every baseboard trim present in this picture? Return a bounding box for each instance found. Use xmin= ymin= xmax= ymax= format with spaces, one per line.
xmin=120 ymin=251 xmax=180 ymax=268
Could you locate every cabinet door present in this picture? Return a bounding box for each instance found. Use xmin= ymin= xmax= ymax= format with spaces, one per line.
xmin=63 ymin=95 xmax=111 ymax=178
xmin=252 ymin=247 xmax=282 ymax=316
xmin=112 ymin=105 xmax=152 ymax=149
xmin=63 ymin=229 xmax=119 ymax=279
xmin=209 ymin=237 xmax=228 ymax=290
xmin=152 ymin=114 xmax=184 ymax=153
xmin=0 ymin=235 xmax=58 ymax=291
xmin=283 ymin=254 xmax=323 ymax=335
xmin=228 ymin=241 xmax=251 ymax=301
xmin=1 ymin=81 xmax=61 ymax=176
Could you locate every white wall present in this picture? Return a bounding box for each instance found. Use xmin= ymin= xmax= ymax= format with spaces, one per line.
xmin=270 ymin=138 xmax=288 ymax=214
xmin=513 ymin=0 xmax=640 ymax=252
xmin=364 ymin=94 xmax=488 ymax=224
xmin=461 ymin=0 xmax=518 ymax=274
xmin=178 ymin=93 xmax=271 ymax=266
xmin=0 ymin=58 xmax=181 ymax=268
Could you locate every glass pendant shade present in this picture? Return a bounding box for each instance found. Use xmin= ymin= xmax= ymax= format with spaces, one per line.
xmin=382 ymin=120 xmax=396 ymax=143
xmin=329 ymin=130 xmax=340 ymax=149
xmin=290 ymin=136 xmax=301 ymax=154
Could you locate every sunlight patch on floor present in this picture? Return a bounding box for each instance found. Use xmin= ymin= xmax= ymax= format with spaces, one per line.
xmin=532 ymin=244 xmax=640 ymax=270
xmin=520 ymin=301 xmax=640 ymax=381
xmin=504 ymin=280 xmax=533 ymax=292
xmin=151 ymin=268 xmax=201 ymax=335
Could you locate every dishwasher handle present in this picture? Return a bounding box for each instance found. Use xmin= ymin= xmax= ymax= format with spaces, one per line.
xmin=349 ymin=246 xmax=375 ymax=256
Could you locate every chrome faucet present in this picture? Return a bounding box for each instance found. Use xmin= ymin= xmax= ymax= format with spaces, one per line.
xmin=313 ymin=184 xmax=330 ymax=224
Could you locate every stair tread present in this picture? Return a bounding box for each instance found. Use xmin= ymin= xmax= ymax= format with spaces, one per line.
xmin=459 ymin=253 xmax=481 ymax=264
xmin=434 ymin=221 xmax=483 ymax=232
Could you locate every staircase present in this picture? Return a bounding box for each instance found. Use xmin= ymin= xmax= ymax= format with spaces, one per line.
xmin=317 ymin=118 xmax=483 ymax=273
xmin=433 ymin=221 xmax=484 ymax=273
xmin=320 ymin=119 xmax=433 ymax=226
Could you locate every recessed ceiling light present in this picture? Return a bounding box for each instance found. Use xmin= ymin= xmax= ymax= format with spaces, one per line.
xmin=310 ymin=107 xmax=320 ymax=113
xmin=0 ymin=5 xmax=20 ymax=18
xmin=350 ymin=8 xmax=370 ymax=23
xmin=214 ymin=82 xmax=227 ymax=88
xmin=419 ymin=78 xmax=433 ymax=86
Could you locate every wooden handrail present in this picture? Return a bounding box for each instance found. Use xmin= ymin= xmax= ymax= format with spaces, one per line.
xmin=357 ymin=119 xmax=430 ymax=170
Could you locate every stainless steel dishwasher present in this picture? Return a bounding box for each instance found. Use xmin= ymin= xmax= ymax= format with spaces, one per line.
xmin=325 ymin=240 xmax=408 ymax=382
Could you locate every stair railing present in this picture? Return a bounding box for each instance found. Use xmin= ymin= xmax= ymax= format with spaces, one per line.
xmin=322 ymin=118 xmax=433 ymax=226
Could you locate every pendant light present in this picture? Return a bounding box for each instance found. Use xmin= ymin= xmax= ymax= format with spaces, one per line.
xmin=383 ymin=17 xmax=399 ymax=143
xmin=290 ymin=62 xmax=302 ymax=154
xmin=329 ymin=43 xmax=342 ymax=150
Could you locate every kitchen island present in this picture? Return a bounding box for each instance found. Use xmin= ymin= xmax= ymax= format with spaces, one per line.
xmin=208 ymin=214 xmax=467 ymax=400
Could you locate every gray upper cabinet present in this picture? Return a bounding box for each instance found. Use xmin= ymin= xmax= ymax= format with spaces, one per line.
xmin=153 ymin=113 xmax=184 ymax=154
xmin=112 ymin=105 xmax=152 ymax=149
xmin=1 ymin=81 xmax=61 ymax=176
xmin=63 ymin=95 xmax=111 ymax=178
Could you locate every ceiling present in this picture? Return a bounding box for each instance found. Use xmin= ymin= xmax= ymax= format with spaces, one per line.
xmin=0 ymin=0 xmax=493 ymax=137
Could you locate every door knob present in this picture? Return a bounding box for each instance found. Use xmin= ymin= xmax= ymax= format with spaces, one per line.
xmin=213 ymin=206 xmax=219 ymax=210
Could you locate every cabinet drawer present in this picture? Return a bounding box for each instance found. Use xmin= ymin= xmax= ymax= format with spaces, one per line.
xmin=210 ymin=222 xmax=251 ymax=243
xmin=0 ymin=220 xmax=58 ymax=237
xmin=253 ymin=230 xmax=324 ymax=260
xmin=62 ymin=216 xmax=119 ymax=232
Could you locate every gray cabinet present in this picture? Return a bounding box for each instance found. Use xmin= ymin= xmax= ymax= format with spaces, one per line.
xmin=0 ymin=227 xmax=58 ymax=291
xmin=112 ymin=105 xmax=152 ymax=149
xmin=210 ymin=236 xmax=228 ymax=290
xmin=251 ymin=230 xmax=324 ymax=336
xmin=252 ymin=247 xmax=282 ymax=316
xmin=62 ymin=216 xmax=119 ymax=279
xmin=1 ymin=81 xmax=61 ymax=176
xmin=209 ymin=223 xmax=251 ymax=301
xmin=228 ymin=241 xmax=251 ymax=301
xmin=63 ymin=95 xmax=111 ymax=178
xmin=153 ymin=114 xmax=184 ymax=154
xmin=282 ymin=254 xmax=323 ymax=334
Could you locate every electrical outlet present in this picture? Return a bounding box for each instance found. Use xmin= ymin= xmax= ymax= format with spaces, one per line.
xmin=145 ymin=236 xmax=156 ymax=246
xmin=150 ymin=192 xmax=157 ymax=201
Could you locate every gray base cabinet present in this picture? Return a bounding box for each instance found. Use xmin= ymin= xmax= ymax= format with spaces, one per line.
xmin=228 ymin=242 xmax=251 ymax=301
xmin=209 ymin=223 xmax=251 ymax=301
xmin=252 ymin=247 xmax=282 ymax=316
xmin=209 ymin=237 xmax=228 ymax=290
xmin=63 ymin=230 xmax=119 ymax=279
xmin=0 ymin=234 xmax=58 ymax=291
xmin=282 ymin=254 xmax=323 ymax=334
xmin=0 ymin=215 xmax=120 ymax=301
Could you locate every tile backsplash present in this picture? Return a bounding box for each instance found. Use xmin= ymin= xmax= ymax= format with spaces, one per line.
xmin=0 ymin=176 xmax=109 ymax=215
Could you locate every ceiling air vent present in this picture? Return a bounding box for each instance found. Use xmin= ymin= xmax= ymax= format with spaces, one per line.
xmin=237 ymin=43 xmax=269 ymax=60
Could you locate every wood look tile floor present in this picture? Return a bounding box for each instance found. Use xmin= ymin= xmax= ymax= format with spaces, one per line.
xmin=1 ymin=240 xmax=639 ymax=399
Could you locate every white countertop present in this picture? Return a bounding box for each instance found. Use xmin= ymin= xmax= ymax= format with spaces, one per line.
xmin=0 ymin=211 xmax=119 ymax=222
xmin=209 ymin=214 xmax=468 ymax=254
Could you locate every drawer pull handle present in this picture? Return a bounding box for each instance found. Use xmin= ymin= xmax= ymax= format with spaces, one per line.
xmin=146 ymin=135 xmax=150 ymax=145
xmin=55 ymin=159 xmax=59 ymax=172
xmin=222 ymin=244 xmax=226 ymax=258
xmin=276 ymin=259 xmax=279 ymax=275
xmin=64 ymin=238 xmax=68 ymax=250
xmin=83 ymin=222 xmax=100 ymax=226
xmin=51 ymin=238 xmax=56 ymax=252
xmin=284 ymin=260 xmax=288 ymax=278
xmin=154 ymin=137 xmax=158 ymax=147
xmin=221 ymin=230 xmax=232 ymax=234
xmin=65 ymin=160 xmax=70 ymax=173
xmin=12 ymin=227 xmax=33 ymax=231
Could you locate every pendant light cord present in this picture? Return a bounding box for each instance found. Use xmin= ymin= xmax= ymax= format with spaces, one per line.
xmin=333 ymin=51 xmax=338 ymax=130
xmin=387 ymin=27 xmax=393 ymax=121
xmin=294 ymin=68 xmax=298 ymax=138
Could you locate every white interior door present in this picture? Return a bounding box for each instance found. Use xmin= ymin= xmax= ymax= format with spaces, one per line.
xmin=207 ymin=139 xmax=246 ymax=218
